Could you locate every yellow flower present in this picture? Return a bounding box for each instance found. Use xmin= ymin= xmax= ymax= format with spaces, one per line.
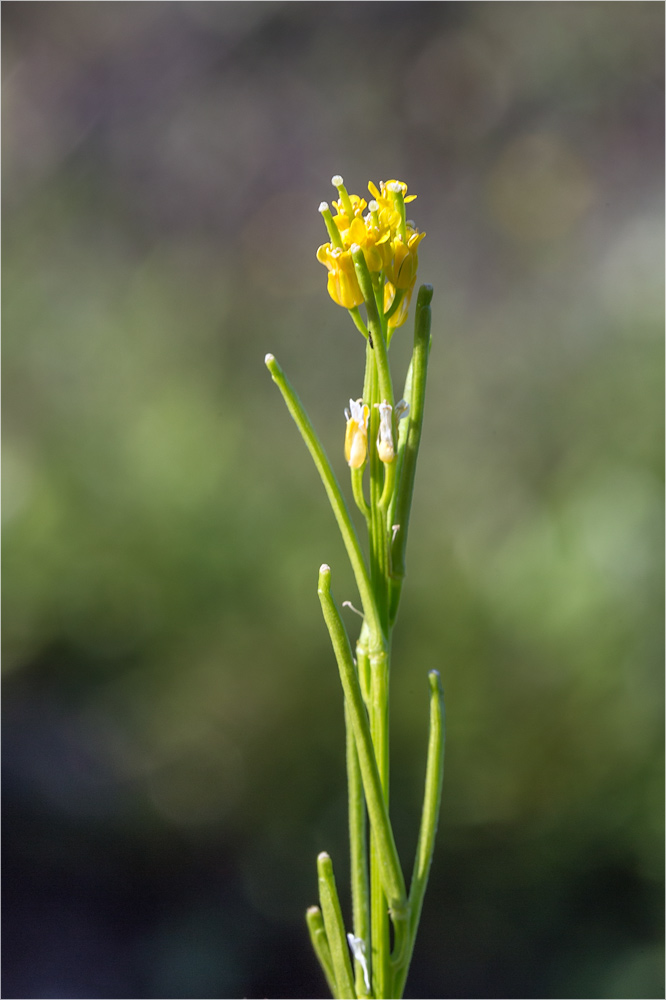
xmin=316 ymin=244 xmax=364 ymax=309
xmin=344 ymin=398 xmax=370 ymax=468
xmin=384 ymin=275 xmax=417 ymax=329
xmin=345 ymin=215 xmax=385 ymax=273
xmin=332 ymin=195 xmax=368 ymax=237
xmin=367 ymin=179 xmax=417 ymax=236
xmin=384 ymin=229 xmax=426 ymax=290
xmin=367 ymin=180 xmax=406 ymax=210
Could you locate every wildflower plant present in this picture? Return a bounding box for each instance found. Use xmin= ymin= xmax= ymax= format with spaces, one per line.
xmin=265 ymin=176 xmax=444 ymax=999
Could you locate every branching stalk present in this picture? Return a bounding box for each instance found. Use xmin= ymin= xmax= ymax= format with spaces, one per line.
xmin=267 ymin=176 xmax=442 ymax=1000
xmin=265 ymin=353 xmax=384 ymax=645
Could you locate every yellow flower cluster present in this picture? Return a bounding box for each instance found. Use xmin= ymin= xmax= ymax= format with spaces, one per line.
xmin=316 ymin=177 xmax=425 ymax=328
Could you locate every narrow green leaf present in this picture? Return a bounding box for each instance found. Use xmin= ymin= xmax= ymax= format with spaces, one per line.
xmin=389 ymin=285 xmax=433 ymax=623
xmin=306 ymin=905 xmax=340 ymax=998
xmin=265 ymin=353 xmax=384 ymax=642
xmin=392 ymin=670 xmax=445 ymax=998
xmin=317 ymin=853 xmax=357 ymax=1000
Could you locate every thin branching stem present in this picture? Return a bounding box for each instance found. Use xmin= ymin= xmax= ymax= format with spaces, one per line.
xmin=265 ymin=354 xmax=384 ymax=645
xmin=317 ymin=565 xmax=407 ymax=912
xmin=269 ymin=172 xmax=440 ymax=1000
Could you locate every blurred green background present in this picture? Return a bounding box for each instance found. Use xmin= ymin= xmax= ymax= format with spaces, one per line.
xmin=3 ymin=3 xmax=663 ymax=998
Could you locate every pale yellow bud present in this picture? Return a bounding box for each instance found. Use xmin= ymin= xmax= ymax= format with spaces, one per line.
xmin=376 ymin=400 xmax=395 ymax=463
xmin=344 ymin=399 xmax=369 ymax=469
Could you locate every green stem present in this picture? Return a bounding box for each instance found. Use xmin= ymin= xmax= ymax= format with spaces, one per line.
xmin=389 ymin=285 xmax=432 ymax=624
xmin=365 ymin=354 xmax=389 ymax=632
xmin=359 ymin=288 xmax=395 ymax=997
xmin=320 ymin=203 xmax=345 ymax=249
xmin=362 ymin=338 xmax=375 ymax=407
xmin=369 ymin=644 xmax=390 ymax=999
xmin=409 ymin=670 xmax=446 ymax=933
xmin=356 ymin=626 xmax=372 ymax=708
xmin=351 ymin=247 xmax=394 ymax=409
xmin=346 ymin=705 xmax=370 ymax=999
xmin=351 ymin=466 xmax=371 ymax=524
xmin=318 ymin=852 xmax=357 ymax=1000
xmin=386 ymin=361 xmax=413 ymax=537
xmin=391 ymin=184 xmax=408 ymax=243
xmin=307 ymin=906 xmax=340 ymax=998
xmin=349 ymin=307 xmax=369 ymax=340
xmin=369 ymin=406 xmax=387 ymax=609
xmin=378 ymin=457 xmax=396 ymax=515
xmin=383 ymin=287 xmax=405 ymax=323
xmin=332 ymin=175 xmax=355 ymax=219
xmin=317 ymin=564 xmax=407 ymax=911
xmin=392 ymin=670 xmax=445 ymax=998
xmin=265 ymin=354 xmax=384 ymax=644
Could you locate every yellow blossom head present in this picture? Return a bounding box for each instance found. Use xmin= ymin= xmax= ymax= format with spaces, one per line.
xmin=316 ymin=175 xmax=425 ymax=325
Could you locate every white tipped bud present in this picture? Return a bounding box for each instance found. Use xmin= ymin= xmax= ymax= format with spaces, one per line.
xmin=368 ymin=200 xmax=379 ymax=212
xmin=376 ymin=400 xmax=395 ymax=463
xmin=265 ymin=353 xmax=275 ymax=364
xmin=347 ymin=399 xmax=366 ymax=425
xmin=344 ymin=398 xmax=369 ymax=469
xmin=350 ymin=243 xmax=361 ymax=254
xmin=388 ymin=181 xmax=403 ymax=193
xmin=318 ymin=201 xmax=329 ymax=213
xmin=331 ymin=174 xmax=344 ymax=187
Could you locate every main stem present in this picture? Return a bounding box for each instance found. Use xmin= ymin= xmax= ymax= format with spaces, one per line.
xmin=363 ymin=314 xmax=394 ymax=999
xmin=369 ymin=642 xmax=390 ymax=998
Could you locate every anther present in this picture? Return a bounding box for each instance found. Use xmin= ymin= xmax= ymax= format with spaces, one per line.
xmin=342 ymin=601 xmax=364 ymax=618
xmin=347 ymin=934 xmax=371 ymax=992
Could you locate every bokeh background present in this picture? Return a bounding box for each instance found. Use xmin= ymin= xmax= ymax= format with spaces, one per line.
xmin=3 ymin=3 xmax=664 ymax=998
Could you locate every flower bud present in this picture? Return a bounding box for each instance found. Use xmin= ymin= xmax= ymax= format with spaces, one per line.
xmin=376 ymin=400 xmax=395 ymax=463
xmin=344 ymin=398 xmax=370 ymax=468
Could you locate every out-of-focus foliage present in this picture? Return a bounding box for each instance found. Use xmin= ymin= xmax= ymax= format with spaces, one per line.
xmin=2 ymin=4 xmax=663 ymax=999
